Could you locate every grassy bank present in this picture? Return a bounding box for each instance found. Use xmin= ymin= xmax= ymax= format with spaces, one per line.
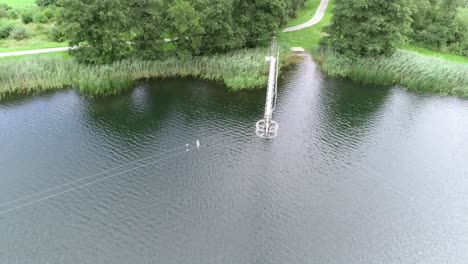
xmin=0 ymin=47 xmax=292 ymax=98
xmin=0 ymin=50 xmax=70 ymax=61
xmin=313 ymin=47 xmax=468 ymax=97
xmin=0 ymin=39 xmax=67 ymax=53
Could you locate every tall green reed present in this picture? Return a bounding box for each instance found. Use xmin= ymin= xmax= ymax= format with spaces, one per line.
xmin=313 ymin=47 xmax=468 ymax=97
xmin=0 ymin=47 xmax=292 ymax=98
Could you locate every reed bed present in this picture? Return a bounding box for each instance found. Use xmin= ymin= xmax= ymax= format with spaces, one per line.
xmin=312 ymin=47 xmax=468 ymax=97
xmin=0 ymin=47 xmax=291 ymax=98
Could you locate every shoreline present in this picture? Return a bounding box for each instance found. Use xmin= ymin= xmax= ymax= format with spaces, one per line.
xmin=0 ymin=47 xmax=297 ymax=99
xmin=312 ymin=47 xmax=468 ymax=98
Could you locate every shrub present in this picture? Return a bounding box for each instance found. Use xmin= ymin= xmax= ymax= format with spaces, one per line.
xmin=48 ymin=24 xmax=65 ymax=42
xmin=10 ymin=26 xmax=29 ymax=40
xmin=7 ymin=9 xmax=19 ymax=19
xmin=43 ymin=6 xmax=56 ymax=20
xmin=0 ymin=9 xmax=8 ymax=19
xmin=33 ymin=12 xmax=49 ymax=23
xmin=0 ymin=24 xmax=14 ymax=39
xmin=21 ymin=10 xmax=34 ymax=24
xmin=35 ymin=0 xmax=58 ymax=7
xmin=34 ymin=24 xmax=46 ymax=34
xmin=0 ymin=4 xmax=11 ymax=11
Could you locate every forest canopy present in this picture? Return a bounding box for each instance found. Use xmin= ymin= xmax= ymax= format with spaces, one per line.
xmin=57 ymin=0 xmax=306 ymax=64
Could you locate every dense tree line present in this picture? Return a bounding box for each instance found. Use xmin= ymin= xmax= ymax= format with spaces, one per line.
xmin=57 ymin=0 xmax=306 ymax=64
xmin=322 ymin=0 xmax=413 ymax=57
xmin=410 ymin=0 xmax=468 ymax=56
xmin=323 ymin=0 xmax=467 ymax=58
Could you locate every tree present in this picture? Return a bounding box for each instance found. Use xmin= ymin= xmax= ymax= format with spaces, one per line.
xmin=131 ymin=0 xmax=165 ymax=60
xmin=57 ymin=0 xmax=135 ymax=64
xmin=196 ymin=0 xmax=240 ymax=53
xmin=233 ymin=0 xmax=289 ymax=46
xmin=322 ymin=0 xmax=413 ymax=57
xmin=161 ymin=0 xmax=205 ymax=58
xmin=56 ymin=0 xmax=307 ymax=63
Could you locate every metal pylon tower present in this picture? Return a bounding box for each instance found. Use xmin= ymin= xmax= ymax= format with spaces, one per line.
xmin=256 ymin=37 xmax=280 ymax=139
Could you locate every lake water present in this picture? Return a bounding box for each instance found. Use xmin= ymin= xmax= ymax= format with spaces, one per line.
xmin=1 ymin=56 xmax=467 ymax=263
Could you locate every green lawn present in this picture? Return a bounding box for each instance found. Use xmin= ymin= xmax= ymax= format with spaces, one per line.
xmin=403 ymin=45 xmax=468 ymax=63
xmin=0 ymin=50 xmax=70 ymax=61
xmin=278 ymin=0 xmax=334 ymax=50
xmin=0 ymin=0 xmax=35 ymax=8
xmin=0 ymin=40 xmax=67 ymax=52
xmin=285 ymin=0 xmax=321 ymax=27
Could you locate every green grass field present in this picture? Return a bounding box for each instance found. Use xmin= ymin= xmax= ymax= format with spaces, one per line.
xmin=0 ymin=38 xmax=67 ymax=52
xmin=0 ymin=50 xmax=69 ymax=61
xmin=0 ymin=0 xmax=35 ymax=8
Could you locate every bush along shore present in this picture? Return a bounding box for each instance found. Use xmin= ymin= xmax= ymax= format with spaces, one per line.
xmin=312 ymin=46 xmax=468 ymax=98
xmin=0 ymin=47 xmax=294 ymax=98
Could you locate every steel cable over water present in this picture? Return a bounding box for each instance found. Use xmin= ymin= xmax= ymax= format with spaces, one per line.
xmin=0 ymin=131 xmax=249 ymax=217
xmin=0 ymin=148 xmax=194 ymax=216
xmin=0 ymin=144 xmax=188 ymax=209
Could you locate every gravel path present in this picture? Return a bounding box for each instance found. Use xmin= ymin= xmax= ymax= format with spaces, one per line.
xmin=282 ymin=0 xmax=329 ymax=33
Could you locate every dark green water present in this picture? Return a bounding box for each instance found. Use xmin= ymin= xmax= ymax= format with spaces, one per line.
xmin=1 ymin=57 xmax=467 ymax=263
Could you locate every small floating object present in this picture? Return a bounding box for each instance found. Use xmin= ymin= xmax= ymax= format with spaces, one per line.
xmin=196 ymin=140 xmax=200 ymax=149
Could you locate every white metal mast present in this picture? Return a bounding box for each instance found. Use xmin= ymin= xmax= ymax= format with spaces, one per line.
xmin=256 ymin=37 xmax=280 ymax=139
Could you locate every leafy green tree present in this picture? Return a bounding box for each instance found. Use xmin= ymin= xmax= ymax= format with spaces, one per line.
xmin=233 ymin=0 xmax=289 ymax=46
xmin=131 ymin=0 xmax=165 ymax=60
xmin=195 ymin=0 xmax=240 ymax=53
xmin=163 ymin=0 xmax=205 ymax=58
xmin=56 ymin=0 xmax=307 ymax=62
xmin=323 ymin=0 xmax=413 ymax=57
xmin=57 ymin=0 xmax=134 ymax=64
